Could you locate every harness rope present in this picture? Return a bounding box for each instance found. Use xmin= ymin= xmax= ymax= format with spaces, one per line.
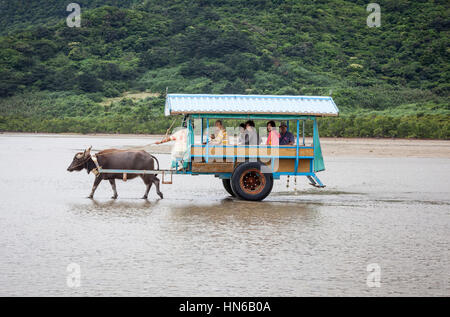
xmin=73 ymin=118 xmax=177 ymax=176
xmin=70 ymin=156 xmax=91 ymax=169
xmin=105 ymin=118 xmax=178 ymax=152
xmin=92 ymin=117 xmax=177 ymax=161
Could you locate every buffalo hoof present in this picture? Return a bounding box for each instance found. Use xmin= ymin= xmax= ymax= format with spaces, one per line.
xmin=158 ymin=193 xmax=164 ymax=199
xmin=111 ymin=195 xmax=118 ymax=200
xmin=141 ymin=196 xmax=148 ymax=200
xmin=87 ymin=195 xmax=93 ymax=199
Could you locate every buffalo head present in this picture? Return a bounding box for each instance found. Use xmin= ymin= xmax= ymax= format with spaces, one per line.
xmin=67 ymin=146 xmax=92 ymax=172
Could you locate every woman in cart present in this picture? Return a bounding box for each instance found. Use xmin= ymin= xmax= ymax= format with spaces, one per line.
xmin=266 ymin=120 xmax=280 ymax=146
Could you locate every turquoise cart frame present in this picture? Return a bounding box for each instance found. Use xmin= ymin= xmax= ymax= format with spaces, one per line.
xmin=171 ymin=113 xmax=326 ymax=188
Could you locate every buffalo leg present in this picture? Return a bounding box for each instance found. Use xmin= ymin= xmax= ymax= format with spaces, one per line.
xmin=109 ymin=179 xmax=118 ymax=199
xmin=141 ymin=175 xmax=152 ymax=199
xmin=153 ymin=176 xmax=163 ymax=199
xmin=88 ymin=177 xmax=102 ymax=199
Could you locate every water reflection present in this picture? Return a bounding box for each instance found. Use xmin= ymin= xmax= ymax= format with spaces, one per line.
xmin=168 ymin=198 xmax=319 ymax=224
xmin=69 ymin=198 xmax=159 ymax=218
xmin=68 ymin=197 xmax=320 ymax=226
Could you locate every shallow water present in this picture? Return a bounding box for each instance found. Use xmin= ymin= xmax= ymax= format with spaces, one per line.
xmin=0 ymin=134 xmax=449 ymax=296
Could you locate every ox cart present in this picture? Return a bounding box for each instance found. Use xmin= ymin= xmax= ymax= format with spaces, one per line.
xmin=99 ymin=94 xmax=339 ymax=201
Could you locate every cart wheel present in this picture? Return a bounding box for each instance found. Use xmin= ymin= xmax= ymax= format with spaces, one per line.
xmin=231 ymin=162 xmax=273 ymax=201
xmin=222 ymin=179 xmax=236 ymax=197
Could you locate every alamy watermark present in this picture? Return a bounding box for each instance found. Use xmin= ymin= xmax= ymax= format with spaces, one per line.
xmin=366 ymin=263 xmax=381 ymax=288
xmin=66 ymin=263 xmax=81 ymax=288
xmin=191 ymin=119 xmax=280 ymax=173
xmin=67 ymin=3 xmax=81 ymax=28
xmin=367 ymin=3 xmax=381 ymax=27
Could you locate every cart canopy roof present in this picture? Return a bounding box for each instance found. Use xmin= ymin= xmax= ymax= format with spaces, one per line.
xmin=165 ymin=94 xmax=339 ymax=117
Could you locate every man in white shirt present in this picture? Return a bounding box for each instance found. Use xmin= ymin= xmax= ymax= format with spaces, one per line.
xmin=156 ymin=125 xmax=190 ymax=169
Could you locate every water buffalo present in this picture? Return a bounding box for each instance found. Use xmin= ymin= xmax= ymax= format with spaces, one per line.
xmin=67 ymin=146 xmax=163 ymax=200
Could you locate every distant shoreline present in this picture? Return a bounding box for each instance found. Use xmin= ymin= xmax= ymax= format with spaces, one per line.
xmin=0 ymin=131 xmax=167 ymax=138
xmin=1 ymin=132 xmax=449 ymax=158
xmin=0 ymin=131 xmax=448 ymax=142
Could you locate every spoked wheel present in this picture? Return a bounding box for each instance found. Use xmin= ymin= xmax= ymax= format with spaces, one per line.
xmin=231 ymin=162 xmax=273 ymax=201
xmin=222 ymin=178 xmax=236 ymax=197
xmin=240 ymin=169 xmax=266 ymax=194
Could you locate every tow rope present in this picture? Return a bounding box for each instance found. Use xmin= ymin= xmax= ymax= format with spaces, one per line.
xmin=109 ymin=118 xmax=178 ymax=152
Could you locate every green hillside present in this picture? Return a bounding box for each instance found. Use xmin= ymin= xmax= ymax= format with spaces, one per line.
xmin=0 ymin=0 xmax=449 ymax=138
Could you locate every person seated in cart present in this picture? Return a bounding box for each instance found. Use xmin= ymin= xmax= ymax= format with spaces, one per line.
xmin=279 ymin=122 xmax=295 ymax=145
xmin=237 ymin=123 xmax=247 ymax=145
xmin=244 ymin=120 xmax=258 ymax=145
xmin=266 ymin=120 xmax=280 ymax=146
xmin=209 ymin=120 xmax=228 ymax=145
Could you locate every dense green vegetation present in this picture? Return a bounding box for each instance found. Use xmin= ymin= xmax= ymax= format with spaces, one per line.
xmin=0 ymin=0 xmax=448 ymax=138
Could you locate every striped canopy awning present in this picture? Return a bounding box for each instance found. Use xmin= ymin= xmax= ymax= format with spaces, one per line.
xmin=165 ymin=94 xmax=339 ymax=117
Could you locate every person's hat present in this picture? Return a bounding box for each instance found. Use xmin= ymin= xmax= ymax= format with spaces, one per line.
xmin=279 ymin=122 xmax=287 ymax=127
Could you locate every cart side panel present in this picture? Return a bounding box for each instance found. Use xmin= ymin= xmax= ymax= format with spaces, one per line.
xmin=192 ymin=162 xmax=234 ymax=173
xmin=270 ymin=159 xmax=311 ymax=173
xmin=191 ymin=146 xmax=314 ymax=158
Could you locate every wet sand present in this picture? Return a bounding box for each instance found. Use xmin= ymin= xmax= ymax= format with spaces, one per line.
xmin=0 ymin=133 xmax=449 ymax=296
xmin=320 ymin=138 xmax=450 ymax=158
